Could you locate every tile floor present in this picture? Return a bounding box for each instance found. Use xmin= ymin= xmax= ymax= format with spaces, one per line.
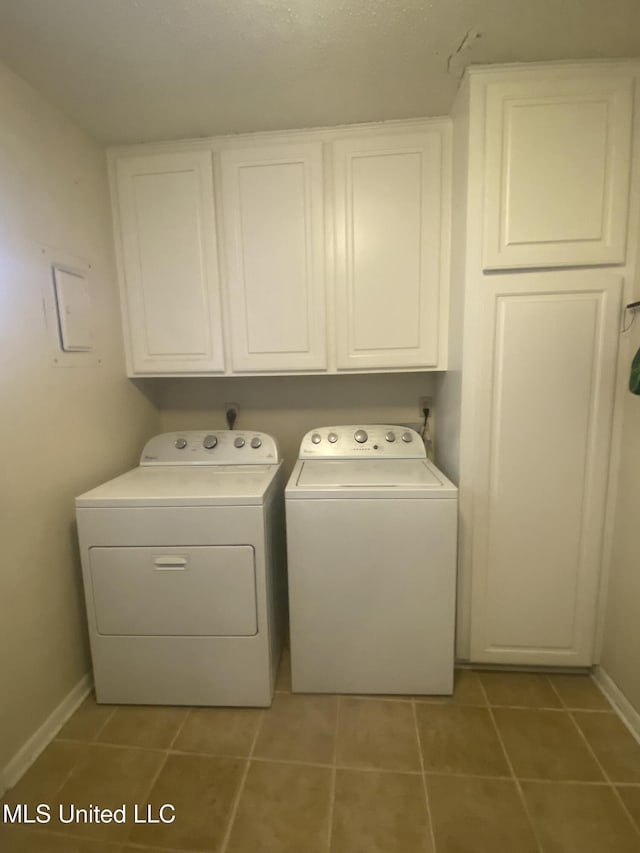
xmin=2 ymin=656 xmax=640 ymax=852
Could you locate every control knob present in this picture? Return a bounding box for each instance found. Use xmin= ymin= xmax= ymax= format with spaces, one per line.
xmin=234 ymin=436 xmax=245 ymax=448
xmin=250 ymin=437 xmax=262 ymax=449
xmin=354 ymin=429 xmax=368 ymax=444
xmin=311 ymin=433 xmax=322 ymax=445
xmin=385 ymin=431 xmax=396 ymax=442
xmin=401 ymin=431 xmax=413 ymax=443
xmin=203 ymin=434 xmax=217 ymax=449
xmin=327 ymin=432 xmax=338 ymax=444
xmin=174 ymin=438 xmax=187 ymax=449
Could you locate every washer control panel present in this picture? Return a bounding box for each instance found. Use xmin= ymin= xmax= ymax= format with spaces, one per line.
xmin=298 ymin=425 xmax=425 ymax=459
xmin=140 ymin=431 xmax=280 ymax=465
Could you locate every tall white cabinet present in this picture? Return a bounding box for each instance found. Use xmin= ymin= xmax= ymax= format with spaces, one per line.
xmin=470 ymin=272 xmax=621 ymax=665
xmin=442 ymin=61 xmax=638 ymax=667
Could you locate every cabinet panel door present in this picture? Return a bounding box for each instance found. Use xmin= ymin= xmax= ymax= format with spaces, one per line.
xmin=483 ymin=76 xmax=633 ymax=269
xmin=114 ymin=150 xmax=224 ymax=375
xmin=220 ymin=143 xmax=326 ymax=372
xmin=333 ymin=129 xmax=448 ymax=369
xmin=470 ymin=271 xmax=621 ymax=666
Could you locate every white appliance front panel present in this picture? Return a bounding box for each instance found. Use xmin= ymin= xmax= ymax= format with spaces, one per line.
xmin=90 ymin=637 xmax=273 ymax=706
xmin=90 ymin=545 xmax=257 ymax=636
xmin=286 ymin=497 xmax=457 ymax=694
xmin=76 ymin=490 xmax=287 ymax=707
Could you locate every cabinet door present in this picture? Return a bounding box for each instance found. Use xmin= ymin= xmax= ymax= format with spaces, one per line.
xmin=469 ymin=271 xmax=621 ymax=666
xmin=483 ymin=75 xmax=633 ymax=269
xmin=333 ymin=128 xmax=448 ymax=370
xmin=114 ymin=150 xmax=224 ymax=375
xmin=220 ymin=143 xmax=326 ymax=372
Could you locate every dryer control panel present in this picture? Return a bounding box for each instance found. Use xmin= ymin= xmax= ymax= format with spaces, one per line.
xmin=140 ymin=431 xmax=280 ymax=465
xmin=298 ymin=425 xmax=426 ymax=459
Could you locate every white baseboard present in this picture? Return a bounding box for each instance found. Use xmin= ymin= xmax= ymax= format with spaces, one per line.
xmin=593 ymin=666 xmax=640 ymax=745
xmin=0 ymin=673 xmax=92 ymax=797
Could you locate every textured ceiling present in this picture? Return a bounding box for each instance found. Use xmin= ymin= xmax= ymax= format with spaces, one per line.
xmin=0 ymin=0 xmax=639 ymax=145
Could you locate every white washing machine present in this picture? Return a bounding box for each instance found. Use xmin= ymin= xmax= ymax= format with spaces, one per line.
xmin=75 ymin=430 xmax=286 ymax=707
xmin=286 ymin=425 xmax=458 ymax=695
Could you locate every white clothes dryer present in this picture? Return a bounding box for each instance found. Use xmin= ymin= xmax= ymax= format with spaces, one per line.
xmin=76 ymin=430 xmax=285 ymax=706
xmin=285 ymin=425 xmax=457 ymax=695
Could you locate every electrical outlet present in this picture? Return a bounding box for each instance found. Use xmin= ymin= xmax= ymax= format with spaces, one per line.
xmin=419 ymin=396 xmax=433 ymax=416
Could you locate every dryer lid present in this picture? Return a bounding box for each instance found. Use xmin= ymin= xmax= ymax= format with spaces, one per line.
xmin=76 ymin=463 xmax=282 ymax=507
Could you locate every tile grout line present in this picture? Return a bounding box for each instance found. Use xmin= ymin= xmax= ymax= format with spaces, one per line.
xmin=51 ymin=746 xmax=172 ymax=848
xmin=221 ymin=693 xmax=616 ymax=712
xmin=122 ymin=705 xmax=194 ymax=848
xmin=119 ymin=706 xmax=193 ymax=848
xmin=218 ymin=708 xmax=265 ymax=853
xmin=48 ymin=699 xmax=120 ymax=803
xmin=566 ymin=709 xmax=614 ymax=786
xmin=100 ymin=838 xmax=191 ymax=853
xmin=567 ymin=709 xmax=640 ymax=840
xmin=325 ymin=696 xmax=340 ymax=853
xmin=60 ymin=735 xmax=619 ymax=779
xmin=70 ymin=701 xmax=118 ymax=749
xmin=30 ymin=826 xmax=194 ymax=853
xmin=538 ymin=671 xmax=631 ymax=810
xmin=166 ymin=708 xmax=192 ymax=752
xmin=44 ymin=745 xmax=89 ymax=803
xmin=36 ymin=704 xmax=170 ymax=849
xmin=90 ymin=703 xmax=119 ymax=743
xmin=412 ymin=699 xmax=439 ymax=853
xmin=478 ymin=678 xmax=545 ymax=853
xmin=124 ymin=727 xmax=177 ymax=848
xmin=543 ymin=673 xmax=567 ymax=710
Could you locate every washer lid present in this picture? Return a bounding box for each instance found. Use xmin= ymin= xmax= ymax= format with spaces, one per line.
xmin=76 ymin=463 xmax=281 ymax=507
xmin=287 ymin=458 xmax=457 ymax=500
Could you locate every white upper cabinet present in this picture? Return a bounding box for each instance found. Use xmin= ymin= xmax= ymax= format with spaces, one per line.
xmin=109 ymin=120 xmax=452 ymax=375
xmin=469 ymin=271 xmax=622 ymax=666
xmin=219 ymin=143 xmax=326 ymax=372
xmin=112 ymin=149 xmax=224 ymax=375
xmin=333 ymin=127 xmax=449 ymax=369
xmin=483 ymin=72 xmax=633 ymax=270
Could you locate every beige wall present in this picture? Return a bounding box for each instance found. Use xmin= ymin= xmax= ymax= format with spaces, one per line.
xmin=0 ymin=62 xmax=160 ymax=776
xmin=158 ymin=373 xmax=436 ymax=477
xmin=601 ymin=320 xmax=640 ymax=713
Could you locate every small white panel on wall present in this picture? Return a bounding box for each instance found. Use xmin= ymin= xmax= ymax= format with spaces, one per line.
xmin=483 ymin=74 xmax=633 ymax=269
xmin=53 ymin=266 xmax=92 ymax=351
xmin=39 ymin=246 xmax=100 ymax=367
